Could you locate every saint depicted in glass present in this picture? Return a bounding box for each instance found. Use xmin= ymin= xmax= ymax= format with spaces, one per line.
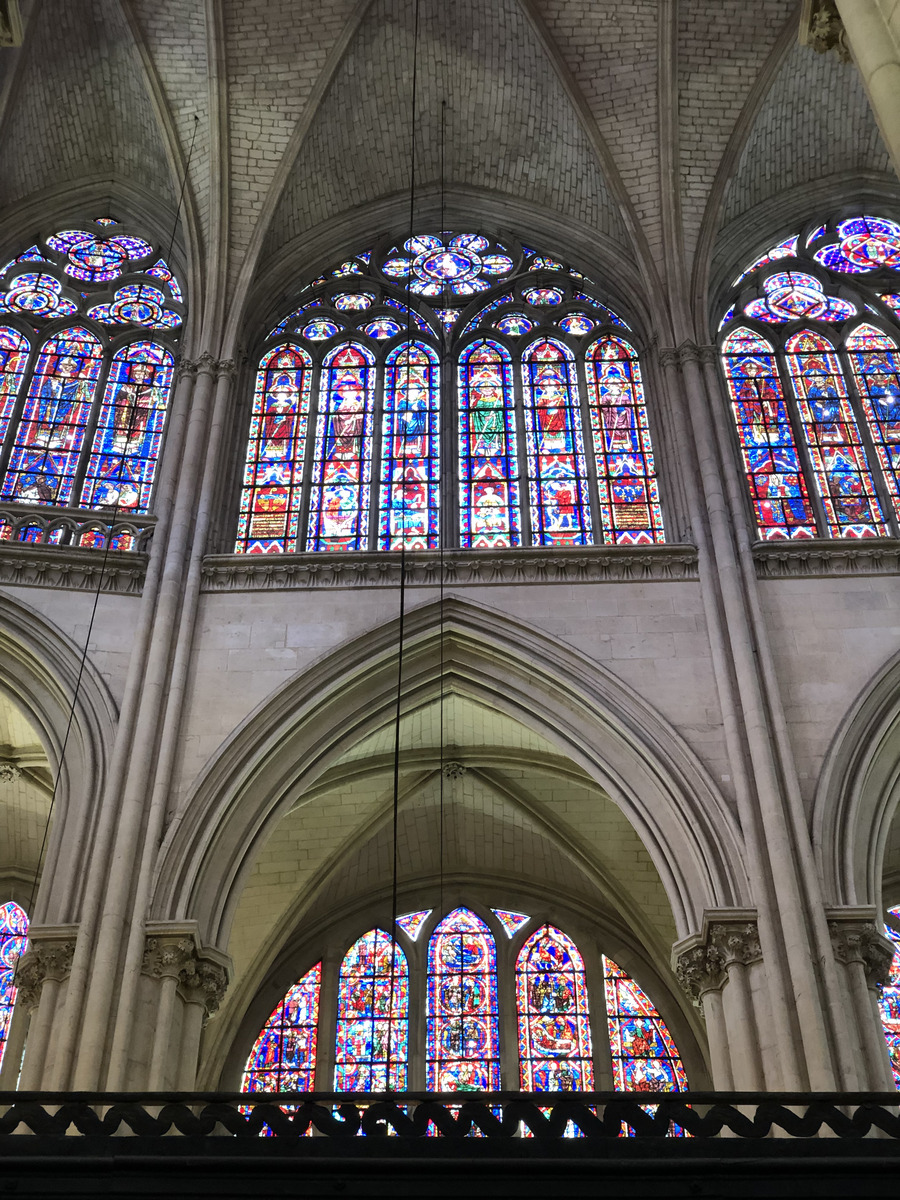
xmin=379 ymin=343 xmax=440 ymax=550
xmin=879 ymin=907 xmax=900 ymax=1086
xmin=458 ymin=339 xmax=520 ymax=548
xmin=517 ymin=925 xmax=594 ymax=1091
xmin=334 ymin=929 xmax=408 ymax=1091
xmin=243 ymin=963 xmax=321 ymax=1093
xmin=845 ymin=325 xmax=900 ymax=517
xmin=0 ymin=328 xmax=29 ymax=449
xmin=603 ymin=956 xmax=687 ymax=1093
xmin=426 ymin=907 xmax=500 ymax=1091
xmin=0 ymin=901 xmax=27 ymax=1073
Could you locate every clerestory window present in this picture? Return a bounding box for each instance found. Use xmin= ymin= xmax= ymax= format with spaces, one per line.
xmin=719 ymin=214 xmax=900 ymax=541
xmin=236 ymin=234 xmax=666 ymax=553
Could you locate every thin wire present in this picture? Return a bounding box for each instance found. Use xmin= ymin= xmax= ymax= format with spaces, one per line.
xmin=438 ymin=97 xmax=447 ymax=922
xmin=387 ymin=0 xmax=420 ymax=1090
xmin=14 ymin=123 xmax=199 ymax=980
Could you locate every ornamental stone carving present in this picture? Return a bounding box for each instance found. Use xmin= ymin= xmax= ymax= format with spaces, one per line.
xmin=14 ymin=928 xmax=78 ymax=1012
xmin=828 ymin=920 xmax=895 ymax=988
xmin=673 ymin=910 xmax=762 ymax=1011
xmin=442 ymin=761 xmax=467 ymax=780
xmin=0 ymin=761 xmax=21 ymax=782
xmin=141 ymin=925 xmax=231 ymax=1022
xmin=674 ymin=942 xmax=726 ymax=1007
xmin=177 ymin=957 xmax=229 ymax=1019
xmin=800 ymin=0 xmax=850 ymax=63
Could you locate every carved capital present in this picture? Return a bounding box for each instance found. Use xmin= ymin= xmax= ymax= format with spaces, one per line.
xmin=14 ymin=927 xmax=78 ymax=1012
xmin=177 ymin=957 xmax=229 ymax=1020
xmin=673 ymin=909 xmax=762 ymax=1011
xmin=709 ymin=921 xmax=763 ymax=967
xmin=142 ymin=935 xmax=196 ymax=981
xmin=658 ymin=347 xmax=679 ymax=371
xmin=828 ymin=919 xmax=895 ymax=988
xmin=800 ymin=0 xmax=851 ymax=63
xmin=174 ymin=356 xmax=199 ymax=382
xmin=215 ymin=358 xmax=237 ymax=380
xmin=674 ymin=942 xmax=726 ymax=1007
xmin=142 ymin=923 xmax=231 ymax=1021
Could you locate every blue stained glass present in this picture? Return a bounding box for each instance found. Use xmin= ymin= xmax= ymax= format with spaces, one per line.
xmin=814 ymin=216 xmax=900 ymax=274
xmin=436 ymin=309 xmax=462 ymax=332
xmin=378 ymin=342 xmax=440 ymax=550
xmin=1 ymin=272 xmax=77 ymax=319
xmin=460 ymin=293 xmax=515 ymax=337
xmin=558 ymin=313 xmax=594 ymax=337
xmin=528 ymin=256 xmax=564 ymax=271
xmin=382 ymin=297 xmax=432 ymax=335
xmin=732 ymin=235 xmax=799 ymax=287
xmin=844 ymin=324 xmax=900 ymax=521
xmin=145 ymin=258 xmax=184 ymax=304
xmin=47 ymin=230 xmax=153 ymax=283
xmin=334 ymin=929 xmax=408 ymax=1091
xmin=87 ymin=283 xmax=181 ymax=330
xmin=603 ymin=955 xmax=687 ymax=1094
xmin=362 ymin=318 xmax=403 ymax=340
xmin=494 ymin=313 xmax=534 ymax=336
xmin=426 ymin=908 xmax=499 ymax=1091
xmin=243 ymin=963 xmax=321 ymax=1093
xmin=2 ymin=327 xmax=104 ymax=505
xmin=301 ymin=318 xmax=342 ymax=341
xmin=0 ymin=902 xmax=27 ymax=1073
xmin=458 ymin=339 xmax=520 ymax=548
xmin=79 ymin=341 xmax=174 ymax=512
xmin=574 ymin=293 xmax=630 ymax=327
xmin=721 ymin=328 xmax=817 ymax=539
xmin=236 ymin=345 xmax=313 ymax=554
xmin=878 ymin=907 xmax=900 ymax=1085
xmin=524 ymin=287 xmax=563 ymax=307
xmin=517 ymin=925 xmax=594 ymax=1091
xmin=306 ymin=342 xmax=376 ymax=551
xmin=381 ymin=233 xmax=514 ymax=297
xmin=585 ymin=337 xmax=665 ymax=545
xmin=396 ymin=910 xmax=432 ymax=940
xmin=333 ymin=293 xmax=374 ymax=312
xmin=492 ymin=909 xmax=529 ymax=937
xmin=743 ymin=272 xmax=856 ymax=324
xmin=0 ymin=328 xmax=30 ymax=449
xmin=521 ymin=338 xmax=591 ymax=546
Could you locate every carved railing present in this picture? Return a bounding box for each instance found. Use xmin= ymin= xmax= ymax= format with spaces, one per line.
xmin=0 ymin=502 xmax=154 ymax=552
xmin=0 ymin=1091 xmax=899 ymax=1140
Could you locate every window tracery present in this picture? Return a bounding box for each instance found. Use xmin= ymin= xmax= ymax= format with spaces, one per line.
xmin=236 ymin=233 xmax=666 ymax=554
xmin=719 ymin=212 xmax=900 ymax=540
xmin=0 ymin=217 xmax=183 ymax=541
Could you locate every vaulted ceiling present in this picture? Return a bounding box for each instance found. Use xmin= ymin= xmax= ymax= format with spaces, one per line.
xmin=0 ymin=0 xmax=895 ymax=342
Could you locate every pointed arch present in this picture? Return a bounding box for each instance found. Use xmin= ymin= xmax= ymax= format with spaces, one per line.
xmin=426 ymin=907 xmax=499 ymax=1091
xmin=242 ymin=961 xmax=321 ymax=1092
xmin=0 ymin=901 xmax=28 ymax=1072
xmin=516 ymin=924 xmax=593 ymax=1090
xmin=334 ymin=928 xmax=408 ymax=1090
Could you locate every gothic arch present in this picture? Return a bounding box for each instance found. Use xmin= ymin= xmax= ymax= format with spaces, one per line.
xmin=0 ymin=591 xmax=117 ymax=924
xmin=152 ymin=596 xmax=748 ymax=948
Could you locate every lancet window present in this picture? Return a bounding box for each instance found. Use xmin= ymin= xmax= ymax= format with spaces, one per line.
xmin=879 ymin=906 xmax=900 ymax=1086
xmin=0 ymin=218 xmax=183 ymax=549
xmin=242 ymin=907 xmax=688 ymax=1103
xmin=719 ymin=214 xmax=900 ymax=540
xmin=0 ymin=901 xmax=28 ymax=1072
xmin=235 ymin=234 xmax=666 ymax=553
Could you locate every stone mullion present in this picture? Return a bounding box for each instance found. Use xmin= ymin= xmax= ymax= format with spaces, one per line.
xmin=368 ymin=356 xmax=386 ymax=551
xmin=439 ymin=336 xmax=457 ymax=550
xmin=512 ymin=350 xmax=533 ymax=547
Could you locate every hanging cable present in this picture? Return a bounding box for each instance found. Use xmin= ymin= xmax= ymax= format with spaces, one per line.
xmin=15 ymin=121 xmax=198 ymax=983
xmin=437 ymin=96 xmax=447 ymax=922
xmin=386 ymin=0 xmax=421 ymax=1092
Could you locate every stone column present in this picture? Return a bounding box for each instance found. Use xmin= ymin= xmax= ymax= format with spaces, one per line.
xmin=823 ymin=1 xmax=900 ymax=181
xmin=140 ymin=923 xmax=230 ymax=1091
xmin=827 ymin=908 xmax=896 ymax=1090
xmin=674 ymin=910 xmax=766 ymax=1089
xmin=13 ymin=927 xmax=77 ymax=1089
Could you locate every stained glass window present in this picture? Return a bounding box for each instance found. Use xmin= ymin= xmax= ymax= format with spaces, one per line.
xmin=602 ymin=955 xmax=687 ymax=1093
xmin=396 ymin=910 xmax=431 ymax=940
xmin=517 ymin=925 xmax=594 ymax=1091
xmin=236 ymin=346 xmax=313 ymax=554
xmin=240 ymin=233 xmax=667 ymax=555
xmin=458 ymin=339 xmax=520 ymax=549
xmin=492 ymin=909 xmax=530 ymax=938
xmin=585 ymin=337 xmax=665 ymax=545
xmin=306 ymin=343 xmax=376 ymax=551
xmin=845 ymin=325 xmax=900 ymax=518
xmin=879 ymin=908 xmax=900 ymax=1086
xmin=522 ymin=338 xmax=591 ymax=546
xmin=0 ymin=902 xmax=27 ymax=1072
xmin=784 ymin=330 xmax=887 ymax=537
xmin=0 ymin=328 xmax=29 ymax=448
xmin=379 ymin=343 xmax=440 ymax=550
xmin=334 ymin=929 xmax=408 ymax=1090
xmin=426 ymin=907 xmax=499 ymax=1091
xmin=721 ymin=328 xmax=816 ymax=539
xmin=243 ymin=963 xmax=320 ymax=1093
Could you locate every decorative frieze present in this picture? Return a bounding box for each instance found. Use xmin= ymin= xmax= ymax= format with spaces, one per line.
xmin=673 ymin=910 xmax=762 ymax=1011
xmin=142 ymin=924 xmax=231 ymax=1021
xmin=14 ymin=926 xmax=78 ymax=1012
xmin=827 ymin=910 xmax=895 ymax=988
xmin=201 ymin=545 xmax=700 ymax=592
xmin=0 ymin=544 xmax=147 ymax=593
xmin=754 ymin=539 xmax=900 ymax=579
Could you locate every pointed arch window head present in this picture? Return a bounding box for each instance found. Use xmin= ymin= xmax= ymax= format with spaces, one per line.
xmin=0 ymin=901 xmax=27 ymax=1072
xmin=517 ymin=925 xmax=594 ymax=1091
xmin=236 ymin=232 xmax=668 ymax=555
xmin=334 ymin=929 xmax=408 ymax=1091
xmin=602 ymin=956 xmax=687 ymax=1093
xmin=719 ymin=211 xmax=900 ymax=541
xmin=0 ymin=217 xmax=184 ymax=537
xmin=242 ymin=962 xmax=320 ymax=1093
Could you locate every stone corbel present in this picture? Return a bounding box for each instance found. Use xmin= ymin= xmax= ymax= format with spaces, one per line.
xmin=799 ymin=0 xmax=851 ymax=63
xmin=826 ymin=906 xmax=895 ymax=988
xmin=14 ymin=925 xmax=78 ymax=1012
xmin=673 ymin=909 xmax=762 ymax=1013
xmin=142 ymin=922 xmax=231 ymax=1023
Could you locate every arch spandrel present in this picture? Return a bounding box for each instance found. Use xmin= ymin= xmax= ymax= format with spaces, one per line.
xmin=152 ymin=596 xmax=748 ymax=952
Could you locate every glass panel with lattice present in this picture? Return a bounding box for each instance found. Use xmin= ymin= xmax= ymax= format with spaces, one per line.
xmin=427 ymin=908 xmax=499 ymax=1091
xmin=242 ymin=963 xmax=321 ymax=1093
xmin=378 ymin=343 xmax=440 ymax=550
xmin=0 ymin=902 xmax=27 ymax=1073
xmin=2 ymin=327 xmax=103 ymax=505
xmin=720 ymin=328 xmax=816 ymax=539
xmin=0 ymin=328 xmax=30 ymax=449
xmin=458 ymin=339 xmax=520 ymax=548
xmin=79 ymin=341 xmax=174 ymax=512
xmin=603 ymin=955 xmax=687 ymax=1093
xmin=785 ymin=330 xmax=887 ymax=537
xmin=334 ymin=929 xmax=408 ymax=1091
xmin=521 ymin=338 xmax=591 ymax=546
xmin=517 ymin=925 xmax=593 ymax=1091
xmin=879 ymin=909 xmax=900 ymax=1086
xmin=585 ymin=336 xmax=664 ymax=545
xmin=846 ymin=324 xmax=900 ymax=522
xmin=307 ymin=343 xmax=376 ymax=551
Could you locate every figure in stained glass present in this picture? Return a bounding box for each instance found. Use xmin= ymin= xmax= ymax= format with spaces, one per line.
xmin=458 ymin=340 xmax=520 ymax=549
xmin=334 ymin=929 xmax=408 ymax=1091
xmin=0 ymin=901 xmax=27 ymax=1073
xmin=846 ymin=325 xmax=900 ymax=515
xmin=879 ymin=909 xmax=900 ymax=1085
xmin=602 ymin=956 xmax=687 ymax=1095
xmin=0 ymin=328 xmax=29 ymax=449
xmin=379 ymin=343 xmax=440 ymax=550
xmin=517 ymin=925 xmax=594 ymax=1091
xmin=427 ymin=908 xmax=500 ymax=1091
xmin=243 ymin=963 xmax=321 ymax=1094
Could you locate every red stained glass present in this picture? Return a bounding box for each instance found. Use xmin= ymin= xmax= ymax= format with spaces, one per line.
xmin=517 ymin=925 xmax=594 ymax=1091
xmin=334 ymin=930 xmax=408 ymax=1091
xmin=879 ymin=908 xmax=900 ymax=1086
xmin=378 ymin=343 xmax=440 ymax=550
xmin=0 ymin=902 xmax=27 ymax=1073
xmin=603 ymin=955 xmax=687 ymax=1094
xmin=0 ymin=327 xmax=30 ymax=448
xmin=845 ymin=324 xmax=900 ymax=519
xmin=458 ymin=339 xmax=520 ymax=548
xmin=243 ymin=963 xmax=321 ymax=1094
